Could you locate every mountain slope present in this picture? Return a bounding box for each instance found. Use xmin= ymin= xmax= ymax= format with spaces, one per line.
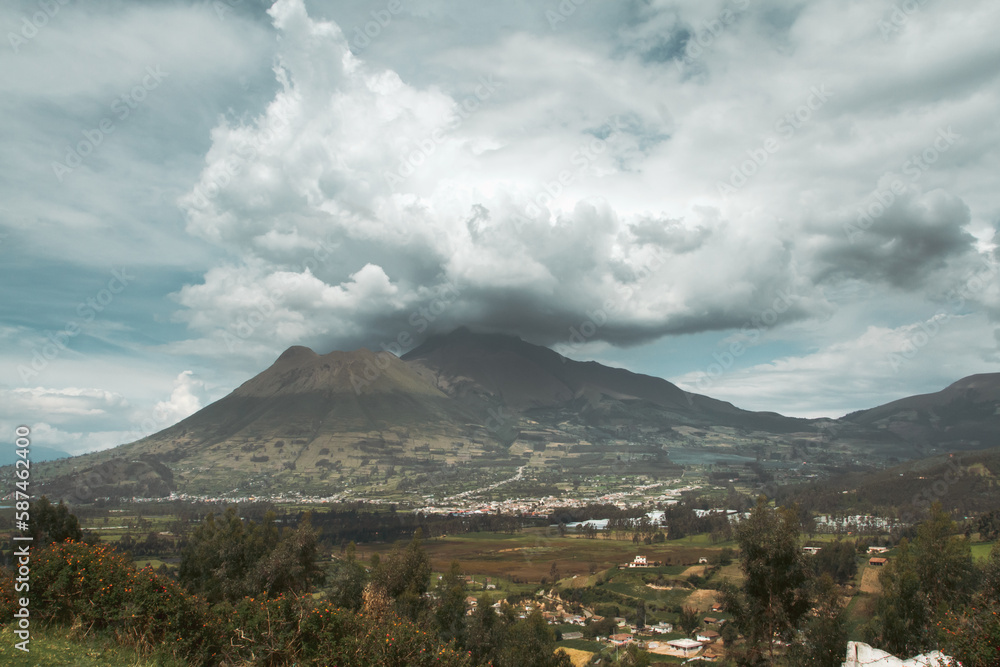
xmin=403 ymin=327 xmax=810 ymax=432
xmin=28 ymin=331 xmax=998 ymax=502
xmin=842 ymin=373 xmax=1000 ymax=449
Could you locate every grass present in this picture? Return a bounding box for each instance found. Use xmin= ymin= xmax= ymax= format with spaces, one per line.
xmin=556 ymin=638 xmax=604 ymax=652
xmin=0 ymin=625 xmax=155 ymax=667
xmin=971 ymin=540 xmax=996 ymax=562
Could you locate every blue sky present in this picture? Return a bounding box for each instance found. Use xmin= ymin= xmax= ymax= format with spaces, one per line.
xmin=2 ymin=0 xmax=999 ymax=455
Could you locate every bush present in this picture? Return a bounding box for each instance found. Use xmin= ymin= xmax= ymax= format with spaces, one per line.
xmin=0 ymin=540 xmax=473 ymax=666
xmin=17 ymin=540 xmax=221 ymax=664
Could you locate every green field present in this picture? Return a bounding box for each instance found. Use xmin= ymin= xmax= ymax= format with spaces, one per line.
xmin=972 ymin=540 xmax=997 ymax=562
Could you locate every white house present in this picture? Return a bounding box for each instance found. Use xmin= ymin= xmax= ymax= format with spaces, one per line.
xmin=628 ymin=555 xmax=649 ymax=568
xmin=696 ymin=630 xmax=720 ymax=643
xmin=666 ymin=638 xmax=703 ymax=658
xmin=650 ymin=621 xmax=674 ymax=634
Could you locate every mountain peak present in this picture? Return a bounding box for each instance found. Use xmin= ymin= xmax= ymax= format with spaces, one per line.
xmin=276 ymin=345 xmax=319 ymax=364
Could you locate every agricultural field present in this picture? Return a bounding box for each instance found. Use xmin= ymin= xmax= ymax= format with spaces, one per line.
xmin=353 ymin=528 xmax=725 ymax=583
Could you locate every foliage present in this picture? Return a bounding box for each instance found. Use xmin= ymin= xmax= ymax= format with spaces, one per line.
xmin=178 ymin=507 xmax=324 ymax=605
xmin=864 ymin=504 xmax=975 ymax=657
xmin=975 ymin=509 xmax=1000 ymax=540
xmin=677 ymin=606 xmax=701 ymax=637
xmin=465 ymin=602 xmax=571 ymax=667
xmin=324 ymin=542 xmax=369 ymax=611
xmin=28 ymin=495 xmax=84 ymax=545
xmin=370 ymin=530 xmax=433 ymax=621
xmin=786 ymin=574 xmax=848 ymax=667
xmin=939 ymin=541 xmax=1000 ymax=666
xmin=19 ymin=540 xmax=221 ymax=663
xmin=0 ymin=539 xmax=473 ymax=666
xmin=435 ymin=560 xmax=468 ymax=644
xmin=722 ymin=496 xmax=811 ymax=666
xmin=811 ymin=540 xmax=857 ymax=585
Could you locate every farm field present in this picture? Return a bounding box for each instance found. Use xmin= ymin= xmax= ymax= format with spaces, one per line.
xmin=353 ymin=529 xmax=725 ymax=583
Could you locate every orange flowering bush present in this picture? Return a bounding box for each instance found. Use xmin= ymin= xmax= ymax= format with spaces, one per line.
xmin=2 ymin=541 xmax=473 ymax=666
xmin=10 ymin=540 xmax=222 ymax=664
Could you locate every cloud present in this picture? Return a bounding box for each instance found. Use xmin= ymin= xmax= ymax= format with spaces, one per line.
xmin=175 ymin=0 xmax=857 ymax=358
xmin=1 ymin=386 xmax=129 ymax=417
xmin=673 ymin=311 xmax=1000 ymax=418
xmin=3 ymin=0 xmax=1000 ymax=453
xmin=150 ymin=370 xmax=205 ymax=427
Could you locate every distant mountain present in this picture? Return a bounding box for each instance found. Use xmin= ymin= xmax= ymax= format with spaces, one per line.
xmin=843 ymin=373 xmax=1000 ymax=451
xmin=0 ymin=445 xmax=71 ymax=467
xmin=25 ymin=330 xmax=999 ymax=502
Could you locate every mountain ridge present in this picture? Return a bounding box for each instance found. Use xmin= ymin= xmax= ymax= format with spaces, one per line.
xmin=22 ymin=330 xmax=1000 ymax=501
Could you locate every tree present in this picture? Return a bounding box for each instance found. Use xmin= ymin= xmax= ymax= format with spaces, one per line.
xmin=325 ymin=551 xmax=368 ymax=611
xmin=678 ymin=606 xmax=701 ymax=637
xmin=29 ymin=496 xmax=83 ymax=545
xmin=619 ymin=642 xmax=651 ymax=666
xmin=811 ymin=540 xmax=857 ymax=585
xmin=865 ymin=504 xmax=975 ymax=656
xmin=435 ymin=560 xmax=467 ymax=644
xmin=721 ymin=496 xmax=811 ymax=666
xmin=370 ymin=530 xmax=432 ymax=622
xmin=467 ymin=605 xmax=572 ymax=667
xmin=634 ymin=598 xmax=646 ymax=629
xmin=787 ymin=574 xmax=848 ymax=667
xmin=941 ymin=541 xmax=1000 ymax=665
xmin=179 ymin=508 xmax=324 ymax=604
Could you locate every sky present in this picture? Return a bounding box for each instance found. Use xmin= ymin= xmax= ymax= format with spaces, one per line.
xmin=2 ymin=0 xmax=999 ymax=456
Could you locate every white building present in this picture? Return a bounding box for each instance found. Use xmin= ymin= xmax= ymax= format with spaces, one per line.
xmin=666 ymin=638 xmax=703 ymax=658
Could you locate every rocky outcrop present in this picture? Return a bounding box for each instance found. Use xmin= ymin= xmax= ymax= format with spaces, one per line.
xmin=842 ymin=641 xmax=957 ymax=667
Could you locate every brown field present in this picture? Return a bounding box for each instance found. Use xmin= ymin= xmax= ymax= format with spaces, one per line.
xmin=353 ymin=529 xmax=722 ymax=583
xmin=860 ymin=566 xmax=883 ymax=594
xmin=557 ymin=647 xmax=594 ymax=666
xmin=684 ymin=588 xmax=722 ymax=612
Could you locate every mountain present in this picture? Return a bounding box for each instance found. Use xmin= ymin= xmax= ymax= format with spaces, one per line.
xmin=403 ymin=327 xmax=810 ymax=433
xmin=842 ymin=373 xmax=1000 ymax=452
xmin=25 ymin=330 xmax=996 ymax=502
xmin=0 ymin=445 xmax=71 ymax=467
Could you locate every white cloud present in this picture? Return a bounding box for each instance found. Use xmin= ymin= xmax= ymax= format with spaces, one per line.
xmin=3 ymin=0 xmax=1000 ymax=451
